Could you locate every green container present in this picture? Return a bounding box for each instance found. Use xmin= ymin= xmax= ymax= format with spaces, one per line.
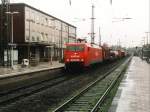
xmin=143 ymin=48 xmax=150 ymax=58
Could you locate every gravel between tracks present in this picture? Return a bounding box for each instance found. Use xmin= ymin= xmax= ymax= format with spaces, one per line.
xmin=0 ymin=59 xmax=126 ymax=112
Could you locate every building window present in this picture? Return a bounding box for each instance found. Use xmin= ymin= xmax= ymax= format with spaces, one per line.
xmin=41 ymin=32 xmax=44 ymax=41
xmin=26 ymin=36 xmax=29 ymax=41
xmin=31 ymin=12 xmax=35 ymax=22
xmin=45 ymin=18 xmax=48 ymax=26
xmin=45 ymin=34 xmax=48 ymax=42
xmin=48 ymin=19 xmax=51 ymax=27
xmin=25 ymin=10 xmax=30 ymax=19
xmin=41 ymin=17 xmax=44 ymax=26
xmin=40 ymin=33 xmax=42 ymax=42
xmin=36 ymin=15 xmax=40 ymax=24
xmin=37 ymin=36 xmax=40 ymax=42
xmin=32 ymin=36 xmax=36 ymax=42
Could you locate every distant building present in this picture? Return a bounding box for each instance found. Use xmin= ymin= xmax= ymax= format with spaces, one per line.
xmin=0 ymin=3 xmax=76 ymax=65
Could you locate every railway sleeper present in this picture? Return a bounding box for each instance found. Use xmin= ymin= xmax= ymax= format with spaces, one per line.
xmin=53 ymin=58 xmax=131 ymax=112
xmin=65 ymin=107 xmax=91 ymax=111
xmin=73 ymin=102 xmax=89 ymax=104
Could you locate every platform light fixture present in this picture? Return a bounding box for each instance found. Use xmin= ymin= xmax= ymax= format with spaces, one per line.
xmin=5 ymin=11 xmax=19 ymax=69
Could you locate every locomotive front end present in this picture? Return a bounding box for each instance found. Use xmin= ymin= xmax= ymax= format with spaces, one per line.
xmin=64 ymin=44 xmax=86 ymax=69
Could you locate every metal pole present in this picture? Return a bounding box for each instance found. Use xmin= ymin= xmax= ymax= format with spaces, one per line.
xmin=145 ymin=32 xmax=149 ymax=46
xmin=60 ymin=22 xmax=63 ymax=62
xmin=5 ymin=11 xmax=19 ymax=68
xmin=149 ymin=0 xmax=150 ymax=45
xmin=50 ymin=46 xmax=52 ymax=65
xmin=68 ymin=25 xmax=69 ymax=43
xmin=144 ymin=37 xmax=145 ymax=46
xmin=75 ymin=28 xmax=77 ymax=43
xmin=99 ymin=27 xmax=101 ymax=46
xmin=27 ymin=19 xmax=31 ymax=61
xmin=147 ymin=33 xmax=148 ymax=45
xmin=11 ymin=14 xmax=14 ymax=69
xmin=91 ymin=4 xmax=95 ymax=45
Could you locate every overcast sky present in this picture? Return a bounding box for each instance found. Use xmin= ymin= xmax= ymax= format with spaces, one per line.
xmin=1 ymin=0 xmax=150 ymax=47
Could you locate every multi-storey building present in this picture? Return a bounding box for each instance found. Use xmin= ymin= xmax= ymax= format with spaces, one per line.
xmin=0 ymin=3 xmax=76 ymax=65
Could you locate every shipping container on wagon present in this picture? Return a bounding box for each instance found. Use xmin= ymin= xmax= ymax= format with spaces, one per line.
xmin=102 ymin=43 xmax=111 ymax=61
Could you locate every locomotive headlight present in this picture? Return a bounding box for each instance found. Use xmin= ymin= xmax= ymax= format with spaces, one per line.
xmin=81 ymin=59 xmax=84 ymax=61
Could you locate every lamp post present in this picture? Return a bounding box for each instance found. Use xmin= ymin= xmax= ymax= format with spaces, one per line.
xmin=5 ymin=11 xmax=19 ymax=69
xmin=58 ymin=22 xmax=63 ymax=62
xmin=26 ymin=19 xmax=34 ymax=61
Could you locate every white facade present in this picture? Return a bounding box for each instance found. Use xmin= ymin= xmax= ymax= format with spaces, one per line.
xmin=24 ymin=6 xmax=76 ymax=47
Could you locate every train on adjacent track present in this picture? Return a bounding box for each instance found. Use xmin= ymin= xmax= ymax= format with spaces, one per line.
xmin=64 ymin=42 xmax=126 ymax=69
xmin=141 ymin=46 xmax=150 ymax=63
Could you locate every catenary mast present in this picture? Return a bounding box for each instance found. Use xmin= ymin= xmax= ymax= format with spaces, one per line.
xmin=91 ymin=4 xmax=95 ymax=45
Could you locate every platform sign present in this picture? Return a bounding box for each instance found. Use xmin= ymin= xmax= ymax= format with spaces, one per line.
xmin=4 ymin=50 xmax=18 ymax=65
xmin=8 ymin=43 xmax=17 ymax=47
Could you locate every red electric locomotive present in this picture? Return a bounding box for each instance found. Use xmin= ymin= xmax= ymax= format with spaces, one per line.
xmin=64 ymin=43 xmax=103 ymax=68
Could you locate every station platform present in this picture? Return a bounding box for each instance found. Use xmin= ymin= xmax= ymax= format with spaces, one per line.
xmin=0 ymin=61 xmax=64 ymax=78
xmin=109 ymin=57 xmax=150 ymax=112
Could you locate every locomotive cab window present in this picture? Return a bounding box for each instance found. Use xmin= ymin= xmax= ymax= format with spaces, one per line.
xmin=66 ymin=46 xmax=84 ymax=51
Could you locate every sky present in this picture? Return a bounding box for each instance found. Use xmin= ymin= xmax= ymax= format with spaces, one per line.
xmin=1 ymin=0 xmax=150 ymax=47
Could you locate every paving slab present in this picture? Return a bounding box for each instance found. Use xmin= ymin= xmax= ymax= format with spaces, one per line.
xmin=109 ymin=57 xmax=150 ymax=112
xmin=0 ymin=61 xmax=64 ymax=78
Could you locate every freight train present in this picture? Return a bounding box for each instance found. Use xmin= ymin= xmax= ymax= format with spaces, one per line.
xmin=64 ymin=42 xmax=125 ymax=69
xmin=142 ymin=46 xmax=150 ymax=63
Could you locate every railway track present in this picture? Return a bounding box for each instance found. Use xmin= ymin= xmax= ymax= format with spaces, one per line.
xmin=0 ymin=71 xmax=77 ymax=106
xmin=53 ymin=57 xmax=131 ymax=112
xmin=0 ymin=57 xmax=129 ymax=111
xmin=0 ymin=67 xmax=64 ymax=93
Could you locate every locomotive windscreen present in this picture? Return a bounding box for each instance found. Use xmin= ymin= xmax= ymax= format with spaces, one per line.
xmin=66 ymin=45 xmax=84 ymax=51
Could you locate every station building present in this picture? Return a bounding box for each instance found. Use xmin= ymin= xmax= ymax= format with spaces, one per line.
xmin=0 ymin=3 xmax=76 ymax=65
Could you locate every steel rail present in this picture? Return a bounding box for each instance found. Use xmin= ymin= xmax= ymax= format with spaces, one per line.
xmin=0 ymin=67 xmax=64 ymax=95
xmin=53 ymin=57 xmax=131 ymax=112
xmin=0 ymin=73 xmax=64 ymax=95
xmin=91 ymin=57 xmax=131 ymax=112
xmin=0 ymin=73 xmax=76 ymax=106
xmin=0 ymin=58 xmax=121 ymax=107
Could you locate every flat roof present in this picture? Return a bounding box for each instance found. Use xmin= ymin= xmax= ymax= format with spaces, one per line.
xmin=66 ymin=43 xmax=102 ymax=49
xmin=9 ymin=3 xmax=76 ymax=28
